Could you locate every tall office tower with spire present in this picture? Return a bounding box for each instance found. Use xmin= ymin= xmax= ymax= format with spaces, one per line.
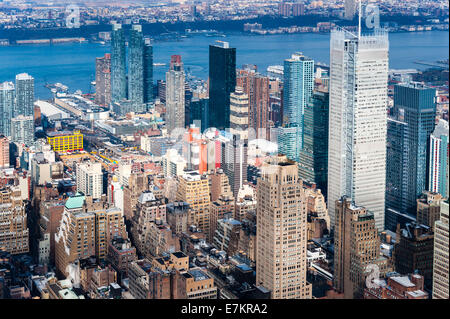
xmin=236 ymin=67 xmax=270 ymax=139
xmin=327 ymin=28 xmax=389 ymax=230
xmin=278 ymin=53 xmax=314 ymax=162
xmin=143 ymin=38 xmax=154 ymax=104
xmin=208 ymin=41 xmax=236 ymax=130
xmin=166 ymin=55 xmax=186 ymax=133
xmin=15 ymin=73 xmax=34 ymax=117
xmin=386 ymin=83 xmax=437 ymax=223
xmin=128 ymin=25 xmax=145 ymax=113
xmin=0 ymin=81 xmax=15 ymax=137
xmin=433 ymin=200 xmax=449 ymax=299
xmin=95 ymin=53 xmax=111 ymax=107
xmin=428 ymin=119 xmax=448 ymax=199
xmin=111 ymin=24 xmax=126 ymax=103
xmin=256 ymin=155 xmax=312 ymax=299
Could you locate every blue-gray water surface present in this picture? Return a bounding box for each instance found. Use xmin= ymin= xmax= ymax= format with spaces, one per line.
xmin=0 ymin=31 xmax=448 ymax=99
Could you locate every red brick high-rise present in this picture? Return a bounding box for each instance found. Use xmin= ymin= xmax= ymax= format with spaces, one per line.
xmin=237 ymin=67 xmax=270 ymax=139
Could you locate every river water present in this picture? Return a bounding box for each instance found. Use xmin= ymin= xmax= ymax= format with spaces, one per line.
xmin=0 ymin=31 xmax=448 ymax=99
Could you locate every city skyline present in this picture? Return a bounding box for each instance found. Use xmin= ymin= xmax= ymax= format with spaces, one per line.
xmin=0 ymin=1 xmax=448 ymax=304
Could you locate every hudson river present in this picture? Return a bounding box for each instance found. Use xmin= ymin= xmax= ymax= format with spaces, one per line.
xmin=0 ymin=31 xmax=448 ymax=99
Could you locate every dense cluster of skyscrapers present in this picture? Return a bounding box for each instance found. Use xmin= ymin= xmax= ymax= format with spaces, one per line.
xmin=0 ymin=18 xmax=448 ymax=301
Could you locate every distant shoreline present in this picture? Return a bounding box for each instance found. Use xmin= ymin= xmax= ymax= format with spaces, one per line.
xmin=0 ymin=13 xmax=447 ymax=46
xmin=0 ymin=29 xmax=448 ymax=47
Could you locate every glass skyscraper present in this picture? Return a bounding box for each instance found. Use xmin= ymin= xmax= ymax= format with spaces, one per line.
xmin=208 ymin=41 xmax=236 ymax=130
xmin=111 ymin=24 xmax=126 ymax=103
xmin=278 ymin=53 xmax=314 ymax=162
xmin=385 ymin=117 xmax=409 ymax=231
xmin=165 ymin=55 xmax=185 ymax=133
xmin=298 ymin=90 xmax=329 ymax=197
xmin=190 ymin=98 xmax=209 ymax=132
xmin=15 ymin=73 xmax=34 ymax=117
xmin=143 ymin=38 xmax=153 ymax=105
xmin=11 ymin=115 xmax=34 ymax=146
xmin=0 ymin=81 xmax=15 ymax=137
xmin=128 ymin=25 xmax=145 ymax=113
xmin=386 ymin=82 xmax=436 ymax=216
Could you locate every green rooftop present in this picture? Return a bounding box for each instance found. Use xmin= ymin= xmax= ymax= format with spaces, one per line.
xmin=65 ymin=193 xmax=85 ymax=209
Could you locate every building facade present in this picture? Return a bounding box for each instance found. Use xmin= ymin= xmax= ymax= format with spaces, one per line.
xmin=128 ymin=25 xmax=145 ymax=113
xmin=256 ymin=155 xmax=312 ymax=299
xmin=387 ymin=83 xmax=437 ymax=216
xmin=0 ymin=186 xmax=29 ymax=255
xmin=143 ymin=38 xmax=154 ymax=104
xmin=328 ymin=29 xmax=389 ymax=230
xmin=76 ymin=162 xmax=103 ymax=200
xmin=394 ymin=222 xmax=434 ymax=289
xmin=0 ymin=82 xmax=15 ymax=137
xmin=166 ymin=55 xmax=186 ymax=133
xmin=46 ymin=130 xmax=83 ymax=152
xmin=281 ymin=52 xmax=314 ymax=161
xmin=428 ymin=119 xmax=448 ymax=198
xmin=229 ymin=86 xmax=249 ymax=141
xmin=236 ymin=68 xmax=270 ymax=139
xmin=334 ymin=196 xmax=391 ymax=299
xmin=208 ymin=41 xmax=236 ymax=130
xmin=11 ymin=115 xmax=34 ymax=146
xmin=15 ymin=73 xmax=34 ymax=117
xmin=176 ymin=172 xmax=211 ymax=238
xmin=111 ymin=24 xmax=127 ymax=103
xmin=95 ymin=53 xmax=111 ymax=107
xmin=432 ymin=200 xmax=449 ymax=299
xmin=298 ymin=90 xmax=329 ymax=196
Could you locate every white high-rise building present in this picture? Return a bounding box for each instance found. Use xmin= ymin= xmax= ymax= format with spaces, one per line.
xmin=327 ymin=28 xmax=389 ymax=230
xmin=166 ymin=55 xmax=185 ymax=133
xmin=76 ymin=162 xmax=103 ymax=199
xmin=428 ymin=119 xmax=449 ymax=198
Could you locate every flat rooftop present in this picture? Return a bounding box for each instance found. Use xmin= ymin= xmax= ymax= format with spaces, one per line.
xmin=47 ymin=130 xmax=80 ymax=137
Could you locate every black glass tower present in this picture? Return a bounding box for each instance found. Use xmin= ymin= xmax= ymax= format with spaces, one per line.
xmin=208 ymin=41 xmax=236 ymax=130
